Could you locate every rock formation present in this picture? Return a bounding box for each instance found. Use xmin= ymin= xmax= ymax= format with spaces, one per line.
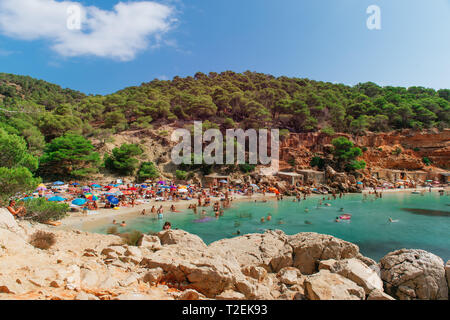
xmin=0 ymin=209 xmax=448 ymax=300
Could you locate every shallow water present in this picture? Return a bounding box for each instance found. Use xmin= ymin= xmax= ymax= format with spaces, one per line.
xmin=90 ymin=192 xmax=450 ymax=261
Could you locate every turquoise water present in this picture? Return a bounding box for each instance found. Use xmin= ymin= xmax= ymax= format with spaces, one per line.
xmin=91 ymin=192 xmax=450 ymax=261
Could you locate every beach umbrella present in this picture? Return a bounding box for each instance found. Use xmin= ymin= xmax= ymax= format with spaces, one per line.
xmin=91 ymin=184 xmax=102 ymax=188
xmin=85 ymin=194 xmax=99 ymax=201
xmin=128 ymin=187 xmax=137 ymax=191
xmin=36 ymin=184 xmax=47 ymax=191
xmin=357 ymin=182 xmax=363 ymax=185
xmin=158 ymin=181 xmax=165 ymax=184
xmin=71 ymin=182 xmax=80 ymax=186
xmin=141 ymin=185 xmax=148 ymax=189
xmin=106 ymin=196 xmax=119 ymax=205
xmin=219 ymin=180 xmax=228 ymax=184
xmin=53 ymin=181 xmax=64 ymax=185
xmin=49 ymin=196 xmax=65 ymax=202
xmin=72 ymin=198 xmax=87 ymax=206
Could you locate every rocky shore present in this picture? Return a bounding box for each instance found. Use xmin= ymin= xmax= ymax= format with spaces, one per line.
xmin=0 ymin=209 xmax=448 ymax=300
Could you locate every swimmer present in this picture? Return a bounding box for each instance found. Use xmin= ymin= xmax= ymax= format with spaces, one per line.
xmin=267 ymin=214 xmax=272 ymax=221
xmin=335 ymin=217 xmax=340 ymax=222
xmin=388 ymin=217 xmax=399 ymax=223
xmin=261 ymin=217 xmax=265 ymax=223
xmin=112 ymin=219 xmax=117 ymax=224
xmin=141 ymin=209 xmax=146 ymax=215
xmin=305 ymin=220 xmax=312 ymax=225
xmin=163 ymin=221 xmax=171 ymax=230
xmin=201 ymin=210 xmax=207 ymax=215
xmin=339 ymin=208 xmax=344 ymax=212
xmin=120 ymin=221 xmax=126 ymax=227
xmin=325 ymin=203 xmax=331 ymax=207
xmin=304 ymin=208 xmax=309 ymax=213
xmin=277 ymin=220 xmax=285 ymax=225
xmin=232 ymin=230 xmax=241 ymax=236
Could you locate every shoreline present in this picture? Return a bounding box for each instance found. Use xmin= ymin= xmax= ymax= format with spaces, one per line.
xmin=59 ymin=186 xmax=449 ymax=233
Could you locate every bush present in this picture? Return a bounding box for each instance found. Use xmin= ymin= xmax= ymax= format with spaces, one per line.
xmin=238 ymin=163 xmax=256 ymax=173
xmin=21 ymin=198 xmax=69 ymax=223
xmin=413 ymin=147 xmax=420 ymax=152
xmin=29 ymin=231 xmax=56 ymax=250
xmin=392 ymin=147 xmax=402 ymax=156
xmin=423 ymin=157 xmax=432 ymax=166
xmin=310 ymin=156 xmax=325 ymax=170
xmin=104 ymin=143 xmax=143 ymax=175
xmin=122 ymin=230 xmax=143 ymax=246
xmin=175 ymin=170 xmax=188 ymax=180
xmin=321 ymin=126 xmax=335 ymax=136
xmin=137 ymin=161 xmax=159 ymax=182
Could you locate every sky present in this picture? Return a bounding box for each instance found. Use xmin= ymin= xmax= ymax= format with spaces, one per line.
xmin=0 ymin=0 xmax=449 ymax=95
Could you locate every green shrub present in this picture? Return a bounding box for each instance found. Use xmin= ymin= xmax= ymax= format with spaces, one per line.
xmin=175 ymin=170 xmax=188 ymax=180
xmin=321 ymin=126 xmax=335 ymax=136
xmin=238 ymin=163 xmax=256 ymax=173
xmin=137 ymin=161 xmax=159 ymax=182
xmin=21 ymin=198 xmax=69 ymax=223
xmin=392 ymin=147 xmax=402 ymax=156
xmin=423 ymin=157 xmax=432 ymax=166
xmin=413 ymin=147 xmax=420 ymax=152
xmin=310 ymin=156 xmax=325 ymax=170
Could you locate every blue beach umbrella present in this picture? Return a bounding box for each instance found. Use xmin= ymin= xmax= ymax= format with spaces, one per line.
xmin=22 ymin=197 xmax=34 ymax=201
xmin=91 ymin=184 xmax=102 ymax=188
xmin=53 ymin=181 xmax=64 ymax=185
xmin=106 ymin=196 xmax=119 ymax=205
xmin=49 ymin=196 xmax=65 ymax=202
xmin=72 ymin=198 xmax=87 ymax=206
xmin=71 ymin=182 xmax=80 ymax=186
xmin=357 ymin=182 xmax=363 ymax=185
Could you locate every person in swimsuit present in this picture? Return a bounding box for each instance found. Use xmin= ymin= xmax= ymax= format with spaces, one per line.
xmin=7 ymin=200 xmax=26 ymax=218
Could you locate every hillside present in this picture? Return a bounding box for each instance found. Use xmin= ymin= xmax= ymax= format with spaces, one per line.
xmin=0 ymin=71 xmax=448 ymax=186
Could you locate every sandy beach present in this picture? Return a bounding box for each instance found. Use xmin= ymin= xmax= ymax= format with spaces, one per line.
xmin=59 ymin=192 xmax=277 ymax=231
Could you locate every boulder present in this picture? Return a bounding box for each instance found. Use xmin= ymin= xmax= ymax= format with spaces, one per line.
xmin=277 ymin=267 xmax=302 ymax=286
xmin=318 ymin=258 xmax=383 ymax=295
xmin=379 ymin=249 xmax=448 ymax=300
xmin=288 ymin=232 xmax=360 ymax=275
xmin=0 ymin=208 xmax=24 ymax=236
xmin=304 ymin=270 xmax=365 ymax=300
xmin=137 ymin=235 xmax=162 ymax=251
xmin=156 ymin=229 xmax=207 ymax=249
xmin=209 ymin=230 xmax=293 ymax=272
xmin=241 ymin=266 xmax=267 ymax=282
xmin=142 ymin=267 xmax=164 ymax=285
xmin=140 ymin=246 xmax=242 ymax=298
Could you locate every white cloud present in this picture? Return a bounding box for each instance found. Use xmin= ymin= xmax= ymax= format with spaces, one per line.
xmin=0 ymin=0 xmax=177 ymax=61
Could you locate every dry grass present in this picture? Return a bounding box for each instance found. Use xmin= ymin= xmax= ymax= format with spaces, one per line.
xmin=29 ymin=231 xmax=56 ymax=250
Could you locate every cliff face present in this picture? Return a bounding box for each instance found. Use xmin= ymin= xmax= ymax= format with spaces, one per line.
xmin=279 ymin=129 xmax=450 ymax=171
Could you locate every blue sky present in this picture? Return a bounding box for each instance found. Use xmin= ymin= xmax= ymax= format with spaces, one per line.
xmin=0 ymin=0 xmax=449 ymax=95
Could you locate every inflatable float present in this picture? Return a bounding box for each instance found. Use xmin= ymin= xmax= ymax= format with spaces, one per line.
xmin=194 ymin=217 xmax=214 ymax=223
xmin=339 ymin=214 xmax=352 ymax=220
